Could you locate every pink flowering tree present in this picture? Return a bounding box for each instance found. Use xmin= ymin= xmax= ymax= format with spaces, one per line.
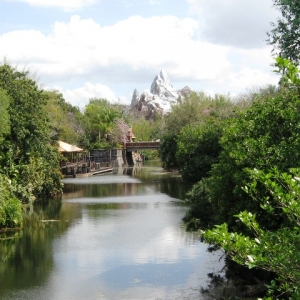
xmin=109 ymin=118 xmax=130 ymax=146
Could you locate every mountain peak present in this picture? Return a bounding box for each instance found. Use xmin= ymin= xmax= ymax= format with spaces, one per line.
xmin=150 ymin=70 xmax=178 ymax=98
xmin=130 ymin=70 xmax=190 ymax=119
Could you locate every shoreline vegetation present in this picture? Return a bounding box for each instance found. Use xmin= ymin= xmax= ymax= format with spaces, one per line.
xmin=164 ymin=59 xmax=300 ymax=300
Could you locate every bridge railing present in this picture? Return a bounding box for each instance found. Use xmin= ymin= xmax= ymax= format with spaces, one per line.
xmin=125 ymin=141 xmax=160 ymax=151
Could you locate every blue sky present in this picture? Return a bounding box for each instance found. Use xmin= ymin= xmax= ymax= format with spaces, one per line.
xmin=0 ymin=0 xmax=280 ymax=108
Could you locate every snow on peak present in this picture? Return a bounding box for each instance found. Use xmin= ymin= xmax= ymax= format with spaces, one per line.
xmin=130 ymin=70 xmax=188 ymax=119
xmin=150 ymin=70 xmax=178 ymax=99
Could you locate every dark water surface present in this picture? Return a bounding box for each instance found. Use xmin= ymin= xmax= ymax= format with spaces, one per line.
xmin=0 ymin=163 xmax=225 ymax=300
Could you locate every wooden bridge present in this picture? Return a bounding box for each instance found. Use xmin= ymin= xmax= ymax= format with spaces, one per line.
xmin=123 ymin=141 xmax=160 ymax=166
xmin=124 ymin=141 xmax=160 ymax=152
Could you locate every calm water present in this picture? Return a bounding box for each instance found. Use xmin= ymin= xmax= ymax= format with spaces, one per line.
xmin=0 ymin=163 xmax=225 ymax=300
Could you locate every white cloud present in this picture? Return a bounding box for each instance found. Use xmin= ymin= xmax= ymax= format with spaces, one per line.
xmin=57 ymin=82 xmax=117 ymax=109
xmin=0 ymin=13 xmax=279 ymax=106
xmin=218 ymin=46 xmax=278 ymax=93
xmin=0 ymin=15 xmax=230 ymax=80
xmin=187 ymin=0 xmax=279 ymax=49
xmin=229 ymin=68 xmax=276 ymax=91
xmin=6 ymin=0 xmax=97 ymax=11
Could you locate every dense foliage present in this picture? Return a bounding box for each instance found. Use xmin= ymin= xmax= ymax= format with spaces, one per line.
xmin=160 ymin=91 xmax=244 ymax=176
xmin=203 ymin=168 xmax=300 ymax=299
xmin=182 ymin=60 xmax=300 ymax=299
xmin=160 ymin=134 xmax=179 ymax=170
xmin=0 ymin=64 xmax=50 ymax=158
xmin=44 ymin=90 xmax=86 ymax=146
xmin=0 ymin=63 xmax=63 ymax=228
xmin=0 ymin=174 xmax=22 ymax=228
xmin=84 ymin=98 xmax=122 ymax=148
xmin=176 ymin=119 xmax=223 ymax=182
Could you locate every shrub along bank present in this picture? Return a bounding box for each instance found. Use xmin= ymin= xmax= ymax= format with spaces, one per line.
xmin=0 ymin=63 xmax=63 ymax=230
xmin=190 ymin=59 xmax=300 ymax=299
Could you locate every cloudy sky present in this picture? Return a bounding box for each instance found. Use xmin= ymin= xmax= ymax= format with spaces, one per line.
xmin=1 ymin=0 xmax=280 ymax=108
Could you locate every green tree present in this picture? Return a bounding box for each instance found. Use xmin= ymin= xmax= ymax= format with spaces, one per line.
xmin=185 ymin=60 xmax=300 ymax=299
xmin=130 ymin=117 xmax=154 ymax=141
xmin=0 ymin=173 xmax=22 ymax=229
xmin=176 ymin=119 xmax=223 ymax=182
xmin=0 ymin=63 xmax=62 ymax=202
xmin=268 ymin=0 xmax=300 ymax=64
xmin=186 ymin=85 xmax=300 ymax=231
xmin=161 ymin=91 xmax=240 ymax=174
xmin=84 ymin=98 xmax=121 ymax=147
xmin=0 ymin=64 xmax=50 ymax=158
xmin=203 ymin=168 xmax=300 ymax=299
xmin=160 ymin=92 xmax=219 ymax=171
xmin=160 ymin=134 xmax=179 ymax=170
xmin=44 ymin=90 xmax=86 ymax=145
xmin=164 ymin=92 xmax=212 ymax=136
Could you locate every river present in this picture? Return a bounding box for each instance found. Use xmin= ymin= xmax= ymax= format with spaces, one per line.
xmin=0 ymin=162 xmax=225 ymax=300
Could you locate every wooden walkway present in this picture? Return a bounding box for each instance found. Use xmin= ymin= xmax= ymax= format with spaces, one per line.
xmin=61 ymin=162 xmax=112 ymax=178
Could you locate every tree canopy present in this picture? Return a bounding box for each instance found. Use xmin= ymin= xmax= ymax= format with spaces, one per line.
xmin=0 ymin=64 xmax=50 ymax=159
xmin=268 ymin=0 xmax=300 ymax=64
xmin=192 ymin=60 xmax=300 ymax=299
xmin=84 ymin=98 xmax=122 ymax=148
xmin=0 ymin=63 xmax=63 ymax=207
xmin=44 ymin=90 xmax=86 ymax=145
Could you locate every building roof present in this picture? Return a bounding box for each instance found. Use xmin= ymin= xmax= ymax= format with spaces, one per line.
xmin=58 ymin=141 xmax=84 ymax=153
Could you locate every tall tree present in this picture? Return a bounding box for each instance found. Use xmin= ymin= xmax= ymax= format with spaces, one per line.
xmin=0 ymin=64 xmax=50 ymax=159
xmin=160 ymin=91 xmax=237 ymax=172
xmin=109 ymin=118 xmax=129 ymax=146
xmin=268 ymin=0 xmax=300 ymax=64
xmin=44 ymin=90 xmax=86 ymax=145
xmin=176 ymin=119 xmax=223 ymax=182
xmin=0 ymin=63 xmax=62 ymax=201
xmin=84 ymin=98 xmax=121 ymax=146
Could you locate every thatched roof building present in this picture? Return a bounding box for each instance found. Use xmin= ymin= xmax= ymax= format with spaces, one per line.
xmin=58 ymin=141 xmax=84 ymax=153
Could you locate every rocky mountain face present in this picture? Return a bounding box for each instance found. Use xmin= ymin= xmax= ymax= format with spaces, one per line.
xmin=130 ymin=70 xmax=191 ymax=119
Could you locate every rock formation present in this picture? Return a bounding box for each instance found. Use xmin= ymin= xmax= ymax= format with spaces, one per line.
xmin=130 ymin=70 xmax=191 ymax=119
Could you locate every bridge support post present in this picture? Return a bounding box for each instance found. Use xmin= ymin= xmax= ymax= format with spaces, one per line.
xmin=125 ymin=151 xmax=134 ymax=166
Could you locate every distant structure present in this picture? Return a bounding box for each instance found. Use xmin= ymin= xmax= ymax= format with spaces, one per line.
xmin=126 ymin=127 xmax=136 ymax=142
xmin=130 ymin=70 xmax=191 ymax=119
xmin=58 ymin=140 xmax=85 ymax=164
xmin=58 ymin=140 xmax=89 ymax=177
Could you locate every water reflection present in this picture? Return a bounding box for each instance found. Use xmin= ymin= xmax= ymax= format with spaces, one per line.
xmin=0 ymin=164 xmax=225 ymax=300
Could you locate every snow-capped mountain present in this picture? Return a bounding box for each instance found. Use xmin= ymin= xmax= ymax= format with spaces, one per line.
xmin=130 ymin=70 xmax=191 ymax=119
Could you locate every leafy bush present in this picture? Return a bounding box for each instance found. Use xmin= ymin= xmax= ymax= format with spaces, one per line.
xmin=0 ymin=174 xmax=22 ymax=229
xmin=184 ymin=85 xmax=300 ymax=231
xmin=159 ymin=134 xmax=179 ymax=170
xmin=176 ymin=119 xmax=223 ymax=182
xmin=160 ymin=91 xmax=248 ymax=175
xmin=182 ymin=178 xmax=214 ymax=230
xmin=188 ymin=59 xmax=300 ymax=299
xmin=203 ymin=168 xmax=300 ymax=299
